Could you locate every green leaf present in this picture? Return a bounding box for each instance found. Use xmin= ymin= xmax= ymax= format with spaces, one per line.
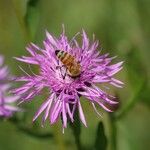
xmin=11 ymin=0 xmax=31 ymax=42
xmin=25 ymin=0 xmax=40 ymax=40
xmin=12 ymin=0 xmax=40 ymax=41
xmin=11 ymin=0 xmax=29 ymax=17
xmin=94 ymin=122 xmax=107 ymax=150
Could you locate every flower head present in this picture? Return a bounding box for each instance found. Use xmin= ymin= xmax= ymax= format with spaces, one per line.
xmin=0 ymin=55 xmax=20 ymax=117
xmin=13 ymin=28 xmax=123 ymax=129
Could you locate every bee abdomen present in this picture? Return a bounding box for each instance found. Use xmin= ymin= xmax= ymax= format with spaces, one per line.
xmin=55 ymin=50 xmax=73 ymax=65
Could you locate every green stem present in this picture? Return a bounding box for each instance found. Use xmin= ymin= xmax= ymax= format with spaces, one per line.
xmin=70 ymin=122 xmax=82 ymax=150
xmin=53 ymin=125 xmax=66 ymax=150
xmin=74 ymin=135 xmax=82 ymax=150
xmin=69 ymin=107 xmax=82 ymax=150
xmin=107 ymin=114 xmax=117 ymax=150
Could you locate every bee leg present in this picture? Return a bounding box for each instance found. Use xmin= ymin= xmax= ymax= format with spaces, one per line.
xmin=58 ymin=65 xmax=67 ymax=79
xmin=63 ymin=67 xmax=67 ymax=79
xmin=56 ymin=60 xmax=61 ymax=70
xmin=56 ymin=61 xmax=65 ymax=70
xmin=61 ymin=66 xmax=67 ymax=79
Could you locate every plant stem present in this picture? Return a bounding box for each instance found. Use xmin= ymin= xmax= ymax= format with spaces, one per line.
xmin=53 ymin=125 xmax=66 ymax=150
xmin=70 ymin=122 xmax=82 ymax=150
xmin=107 ymin=114 xmax=117 ymax=150
xmin=69 ymin=107 xmax=82 ymax=150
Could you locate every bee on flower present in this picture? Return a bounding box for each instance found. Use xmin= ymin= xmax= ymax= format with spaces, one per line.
xmin=12 ymin=27 xmax=123 ymax=130
xmin=55 ymin=49 xmax=81 ymax=78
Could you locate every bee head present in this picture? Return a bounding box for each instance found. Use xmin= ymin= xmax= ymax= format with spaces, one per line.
xmin=55 ymin=50 xmax=60 ymax=56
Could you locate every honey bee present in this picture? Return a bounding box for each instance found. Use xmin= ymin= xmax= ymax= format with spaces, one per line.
xmin=55 ymin=50 xmax=81 ymax=77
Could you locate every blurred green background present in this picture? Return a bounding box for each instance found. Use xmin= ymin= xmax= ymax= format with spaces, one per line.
xmin=0 ymin=0 xmax=150 ymax=150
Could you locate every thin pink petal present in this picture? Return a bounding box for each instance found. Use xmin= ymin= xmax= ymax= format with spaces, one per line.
xmin=33 ymin=99 xmax=50 ymax=121
xmin=78 ymin=100 xmax=87 ymax=127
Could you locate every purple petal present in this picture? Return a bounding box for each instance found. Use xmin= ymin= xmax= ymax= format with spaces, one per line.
xmin=33 ymin=99 xmax=51 ymax=122
xmin=14 ymin=57 xmax=38 ymax=65
xmin=91 ymin=102 xmax=102 ymax=117
xmin=82 ymin=30 xmax=89 ymax=50
xmin=43 ymin=93 xmax=55 ymax=121
xmin=46 ymin=31 xmax=58 ymax=48
xmin=66 ymin=103 xmax=74 ymax=122
xmin=50 ymin=100 xmax=62 ymax=124
xmin=0 ymin=55 xmax=4 ymax=66
xmin=4 ymin=96 xmax=19 ymax=103
xmin=77 ymin=98 xmax=87 ymax=127
xmin=4 ymin=105 xmax=21 ymax=112
xmin=62 ymin=101 xmax=67 ymax=128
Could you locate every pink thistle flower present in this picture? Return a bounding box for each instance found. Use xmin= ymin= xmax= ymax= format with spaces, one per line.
xmin=0 ymin=55 xmax=20 ymax=117
xmin=12 ymin=27 xmax=123 ymax=129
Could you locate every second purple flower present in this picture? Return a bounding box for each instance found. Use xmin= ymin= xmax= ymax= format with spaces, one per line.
xmin=0 ymin=55 xmax=20 ymax=117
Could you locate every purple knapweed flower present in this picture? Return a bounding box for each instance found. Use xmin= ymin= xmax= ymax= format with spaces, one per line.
xmin=0 ymin=55 xmax=20 ymax=117
xmin=12 ymin=27 xmax=123 ymax=130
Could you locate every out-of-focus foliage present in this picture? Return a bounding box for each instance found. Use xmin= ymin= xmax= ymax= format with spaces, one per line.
xmin=94 ymin=122 xmax=107 ymax=150
xmin=0 ymin=0 xmax=149 ymax=150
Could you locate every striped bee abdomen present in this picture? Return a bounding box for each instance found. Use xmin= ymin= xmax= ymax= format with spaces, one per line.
xmin=55 ymin=50 xmax=73 ymax=64
xmin=55 ymin=50 xmax=81 ymax=77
